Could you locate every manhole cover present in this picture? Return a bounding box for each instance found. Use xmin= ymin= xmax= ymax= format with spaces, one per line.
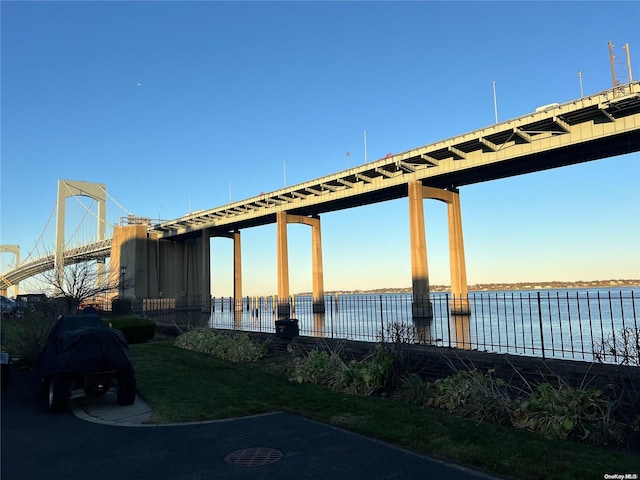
xmin=224 ymin=447 xmax=284 ymax=466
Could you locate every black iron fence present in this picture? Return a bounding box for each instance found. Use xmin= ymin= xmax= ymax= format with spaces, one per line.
xmin=194 ymin=290 xmax=639 ymax=365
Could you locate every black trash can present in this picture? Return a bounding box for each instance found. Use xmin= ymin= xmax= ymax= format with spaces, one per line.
xmin=275 ymin=319 xmax=299 ymax=338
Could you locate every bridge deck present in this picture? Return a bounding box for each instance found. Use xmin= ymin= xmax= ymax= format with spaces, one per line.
xmin=4 ymin=81 xmax=640 ymax=284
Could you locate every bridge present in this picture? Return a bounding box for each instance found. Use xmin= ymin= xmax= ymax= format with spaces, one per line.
xmin=3 ymin=81 xmax=640 ymax=320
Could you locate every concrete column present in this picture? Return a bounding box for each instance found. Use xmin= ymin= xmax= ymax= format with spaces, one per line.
xmin=407 ymin=181 xmax=433 ymax=322
xmin=447 ymin=190 xmax=470 ymax=314
xmin=418 ymin=185 xmax=471 ymax=349
xmin=110 ymin=224 xmax=148 ymax=301
xmin=276 ymin=211 xmax=290 ymax=318
xmin=285 ymin=214 xmax=325 ymax=313
xmin=201 ymin=229 xmax=211 ymax=313
xmin=54 ymin=182 xmax=66 ymax=293
xmin=310 ymin=216 xmax=325 ymax=313
xmin=232 ymin=230 xmax=243 ymax=310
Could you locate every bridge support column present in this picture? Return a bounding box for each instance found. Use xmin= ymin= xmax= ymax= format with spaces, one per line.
xmin=408 ymin=181 xmax=433 ymax=331
xmin=408 ymin=181 xmax=471 ymax=346
xmin=408 ymin=181 xmax=471 ymax=343
xmin=276 ymin=211 xmax=291 ymax=318
xmin=286 ymin=214 xmax=325 ymax=313
xmin=210 ymin=230 xmax=243 ymax=310
xmin=311 ymin=217 xmax=325 ymax=313
xmin=201 ymin=229 xmax=211 ymax=313
xmin=232 ymin=231 xmax=243 ymax=310
xmin=447 ymin=189 xmax=470 ymax=314
xmin=276 ymin=212 xmax=326 ymax=318
xmin=111 ymin=226 xmax=206 ymax=310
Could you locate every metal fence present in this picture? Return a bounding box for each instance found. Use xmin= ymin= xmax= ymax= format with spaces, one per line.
xmin=199 ymin=289 xmax=639 ymax=365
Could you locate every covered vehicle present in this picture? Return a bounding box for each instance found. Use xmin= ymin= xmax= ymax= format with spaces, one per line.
xmin=0 ymin=295 xmax=22 ymax=318
xmin=38 ymin=314 xmax=136 ymax=412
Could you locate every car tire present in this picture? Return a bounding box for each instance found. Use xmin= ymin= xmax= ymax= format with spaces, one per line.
xmin=41 ymin=376 xmax=51 ymax=397
xmin=116 ymin=367 xmax=136 ymax=406
xmin=48 ymin=375 xmax=71 ymax=413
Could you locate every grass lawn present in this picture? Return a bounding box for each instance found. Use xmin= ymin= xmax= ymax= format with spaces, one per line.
xmin=130 ymin=340 xmax=640 ymax=480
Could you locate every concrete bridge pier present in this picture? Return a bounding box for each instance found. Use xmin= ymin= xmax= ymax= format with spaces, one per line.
xmin=445 ymin=188 xmax=470 ymax=315
xmin=276 ymin=211 xmax=326 ymax=318
xmin=201 ymin=229 xmax=211 ymax=313
xmin=408 ymin=181 xmax=470 ymax=343
xmin=408 ymin=181 xmax=434 ymax=325
xmin=212 ymin=229 xmax=243 ymax=311
xmin=111 ymin=225 xmax=207 ymax=310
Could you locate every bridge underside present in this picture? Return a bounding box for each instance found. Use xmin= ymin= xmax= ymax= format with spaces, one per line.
xmin=165 ymin=129 xmax=640 ymax=242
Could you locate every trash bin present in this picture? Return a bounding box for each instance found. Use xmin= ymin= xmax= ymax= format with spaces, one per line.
xmin=275 ymin=319 xmax=299 ymax=338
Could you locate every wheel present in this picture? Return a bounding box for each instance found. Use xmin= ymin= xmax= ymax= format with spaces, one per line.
xmin=41 ymin=376 xmax=51 ymax=397
xmin=48 ymin=375 xmax=71 ymax=413
xmin=1 ymin=364 xmax=9 ymax=389
xmin=116 ymin=367 xmax=136 ymax=406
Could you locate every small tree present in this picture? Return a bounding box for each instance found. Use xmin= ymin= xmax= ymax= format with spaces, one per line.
xmin=42 ymin=260 xmax=133 ymax=314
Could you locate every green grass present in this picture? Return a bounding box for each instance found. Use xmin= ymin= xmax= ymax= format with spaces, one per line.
xmin=131 ymin=340 xmax=640 ymax=480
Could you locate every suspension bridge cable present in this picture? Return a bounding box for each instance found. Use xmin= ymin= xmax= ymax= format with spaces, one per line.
xmin=65 ymin=197 xmax=96 ymax=247
xmin=99 ymin=185 xmax=135 ymax=218
xmin=21 ymin=200 xmax=57 ymax=264
xmin=68 ymin=187 xmax=118 ymax=230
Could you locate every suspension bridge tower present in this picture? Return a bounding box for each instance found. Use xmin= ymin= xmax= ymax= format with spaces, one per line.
xmin=55 ymin=180 xmax=107 ymax=291
xmin=0 ymin=245 xmax=20 ymax=296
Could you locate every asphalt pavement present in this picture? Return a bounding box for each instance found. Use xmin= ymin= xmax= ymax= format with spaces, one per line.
xmin=1 ymin=370 xmax=502 ymax=480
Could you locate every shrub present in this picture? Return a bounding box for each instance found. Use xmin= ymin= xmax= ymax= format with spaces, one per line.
xmin=335 ymin=346 xmax=395 ymax=395
xmin=513 ymin=382 xmax=625 ymax=446
xmin=426 ymin=370 xmax=514 ymax=425
xmin=112 ymin=298 xmax=132 ymax=315
xmin=175 ymin=329 xmax=267 ymax=362
xmin=396 ymin=374 xmax=431 ymax=406
xmin=593 ymin=327 xmax=639 ymax=366
xmin=1 ymin=314 xmax=55 ymax=367
xmin=289 ymin=349 xmax=345 ymax=386
xmin=378 ymin=321 xmax=416 ymax=344
xmin=106 ymin=317 xmax=156 ymax=344
xmin=289 ymin=344 xmax=398 ymax=396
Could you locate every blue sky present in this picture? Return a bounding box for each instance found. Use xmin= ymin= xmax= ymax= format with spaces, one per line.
xmin=2 ymin=1 xmax=639 ymax=296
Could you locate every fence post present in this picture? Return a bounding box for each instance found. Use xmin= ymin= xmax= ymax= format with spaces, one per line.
xmin=537 ymin=291 xmax=545 ymax=359
xmin=379 ymin=295 xmax=384 ymax=343
xmin=330 ymin=295 xmax=334 ymax=339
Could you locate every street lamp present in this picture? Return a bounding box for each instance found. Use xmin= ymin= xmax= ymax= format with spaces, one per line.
xmin=120 ymin=266 xmax=127 ymax=297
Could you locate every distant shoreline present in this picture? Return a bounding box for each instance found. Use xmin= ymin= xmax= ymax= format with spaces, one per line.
xmin=295 ymin=279 xmax=640 ymax=296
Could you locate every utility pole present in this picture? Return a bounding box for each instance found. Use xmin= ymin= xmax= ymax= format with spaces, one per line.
xmin=492 ymin=81 xmax=498 ymax=124
xmin=363 ymin=130 xmax=368 ymax=163
xmin=609 ymin=41 xmax=619 ymax=90
xmin=577 ymin=70 xmax=584 ymax=97
xmin=624 ymin=43 xmax=633 ymax=83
